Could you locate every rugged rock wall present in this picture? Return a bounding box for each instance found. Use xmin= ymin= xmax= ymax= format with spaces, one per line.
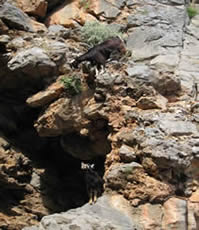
xmin=0 ymin=0 xmax=199 ymax=229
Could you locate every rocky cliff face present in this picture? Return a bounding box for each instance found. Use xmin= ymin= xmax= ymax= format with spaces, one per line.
xmin=0 ymin=0 xmax=199 ymax=229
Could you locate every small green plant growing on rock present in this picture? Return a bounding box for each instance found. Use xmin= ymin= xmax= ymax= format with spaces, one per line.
xmin=81 ymin=21 xmax=123 ymax=46
xmin=60 ymin=75 xmax=82 ymax=96
xmin=187 ymin=5 xmax=198 ymax=18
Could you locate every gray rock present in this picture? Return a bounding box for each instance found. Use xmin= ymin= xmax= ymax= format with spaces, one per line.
xmin=0 ymin=34 xmax=10 ymax=44
xmin=95 ymin=0 xmax=121 ymax=19
xmin=175 ymin=17 xmax=199 ymax=93
xmin=23 ymin=227 xmax=38 ymax=230
xmin=22 ymin=195 xmax=138 ymax=230
xmin=126 ymin=64 xmax=155 ymax=83
xmin=151 ymin=72 xmax=181 ymax=96
xmin=150 ymin=54 xmax=180 ymax=71
xmin=144 ymin=138 xmax=192 ymax=168
xmin=8 ymin=47 xmax=56 ymax=78
xmin=7 ymin=37 xmax=26 ymax=50
xmin=96 ymin=72 xmax=118 ymax=87
xmin=158 ymin=119 xmax=198 ymax=136
xmin=119 ymin=144 xmax=137 ymax=163
xmin=0 ymin=2 xmax=33 ymax=32
xmin=126 ymin=2 xmax=187 ymax=61
xmin=106 ymin=162 xmax=143 ymax=183
xmin=48 ymin=25 xmax=71 ymax=39
xmin=40 ymin=40 xmax=68 ymax=65
xmin=192 ymin=146 xmax=199 ymax=157
xmin=127 ymin=28 xmax=165 ymax=61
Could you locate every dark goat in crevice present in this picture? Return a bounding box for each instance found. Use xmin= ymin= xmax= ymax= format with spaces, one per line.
xmin=71 ymin=36 xmax=126 ymax=71
xmin=81 ymin=162 xmax=104 ymax=204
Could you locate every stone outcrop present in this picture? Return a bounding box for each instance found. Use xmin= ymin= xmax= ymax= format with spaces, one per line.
xmin=23 ymin=195 xmax=137 ymax=230
xmin=0 ymin=0 xmax=199 ymax=229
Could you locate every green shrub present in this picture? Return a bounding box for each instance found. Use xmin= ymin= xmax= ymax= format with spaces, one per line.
xmin=60 ymin=75 xmax=82 ymax=96
xmin=80 ymin=21 xmax=123 ymax=46
xmin=187 ymin=6 xmax=198 ymax=18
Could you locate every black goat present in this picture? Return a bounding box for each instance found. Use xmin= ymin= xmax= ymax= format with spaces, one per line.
xmin=81 ymin=162 xmax=104 ymax=204
xmin=71 ymin=36 xmax=126 ymax=71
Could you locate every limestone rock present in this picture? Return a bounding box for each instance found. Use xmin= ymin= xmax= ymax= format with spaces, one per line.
xmin=175 ymin=15 xmax=199 ymax=93
xmin=22 ymin=194 xmax=137 ymax=230
xmin=47 ymin=24 xmax=71 ymax=39
xmin=158 ymin=116 xmax=198 ymax=136
xmin=126 ymin=2 xmax=186 ymax=61
xmin=150 ymin=54 xmax=180 ymax=72
xmin=125 ymin=64 xmax=155 ymax=82
xmin=0 ymin=2 xmax=33 ymax=31
xmin=91 ymin=0 xmax=120 ymax=19
xmin=7 ymin=47 xmax=56 ymax=78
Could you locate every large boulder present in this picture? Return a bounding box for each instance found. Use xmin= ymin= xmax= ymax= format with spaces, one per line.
xmin=0 ymin=2 xmax=33 ymax=31
xmin=22 ymin=194 xmax=137 ymax=230
xmin=7 ymin=47 xmax=56 ymax=78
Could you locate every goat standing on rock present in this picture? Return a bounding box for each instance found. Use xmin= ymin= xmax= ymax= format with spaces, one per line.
xmin=81 ymin=162 xmax=104 ymax=205
xmin=71 ymin=36 xmax=126 ymax=74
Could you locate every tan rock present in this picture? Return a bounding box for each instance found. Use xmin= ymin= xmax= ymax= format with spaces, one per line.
xmin=34 ymin=90 xmax=93 ymax=136
xmin=162 ymin=197 xmax=187 ymax=230
xmin=189 ymin=189 xmax=199 ymax=202
xmin=30 ymin=18 xmax=48 ymax=32
xmin=45 ymin=0 xmax=100 ymax=28
xmin=0 ymin=19 xmax=8 ymax=34
xmin=45 ymin=1 xmax=87 ymax=28
xmin=26 ymin=81 xmax=64 ymax=107
xmin=15 ymin=0 xmax=48 ymax=17
xmin=126 ymin=174 xmax=173 ymax=205
xmin=187 ymin=200 xmax=199 ymax=230
xmin=136 ymin=94 xmax=168 ymax=110
xmin=131 ymin=203 xmax=162 ymax=230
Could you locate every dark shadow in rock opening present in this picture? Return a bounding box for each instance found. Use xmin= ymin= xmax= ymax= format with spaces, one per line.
xmin=0 ymin=94 xmax=107 ymax=218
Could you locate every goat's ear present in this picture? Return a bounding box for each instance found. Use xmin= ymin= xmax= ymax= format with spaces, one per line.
xmin=90 ymin=164 xmax=95 ymax=169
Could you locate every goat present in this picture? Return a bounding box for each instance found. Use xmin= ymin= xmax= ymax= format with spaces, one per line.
xmin=71 ymin=36 xmax=126 ymax=73
xmin=81 ymin=162 xmax=104 ymax=204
